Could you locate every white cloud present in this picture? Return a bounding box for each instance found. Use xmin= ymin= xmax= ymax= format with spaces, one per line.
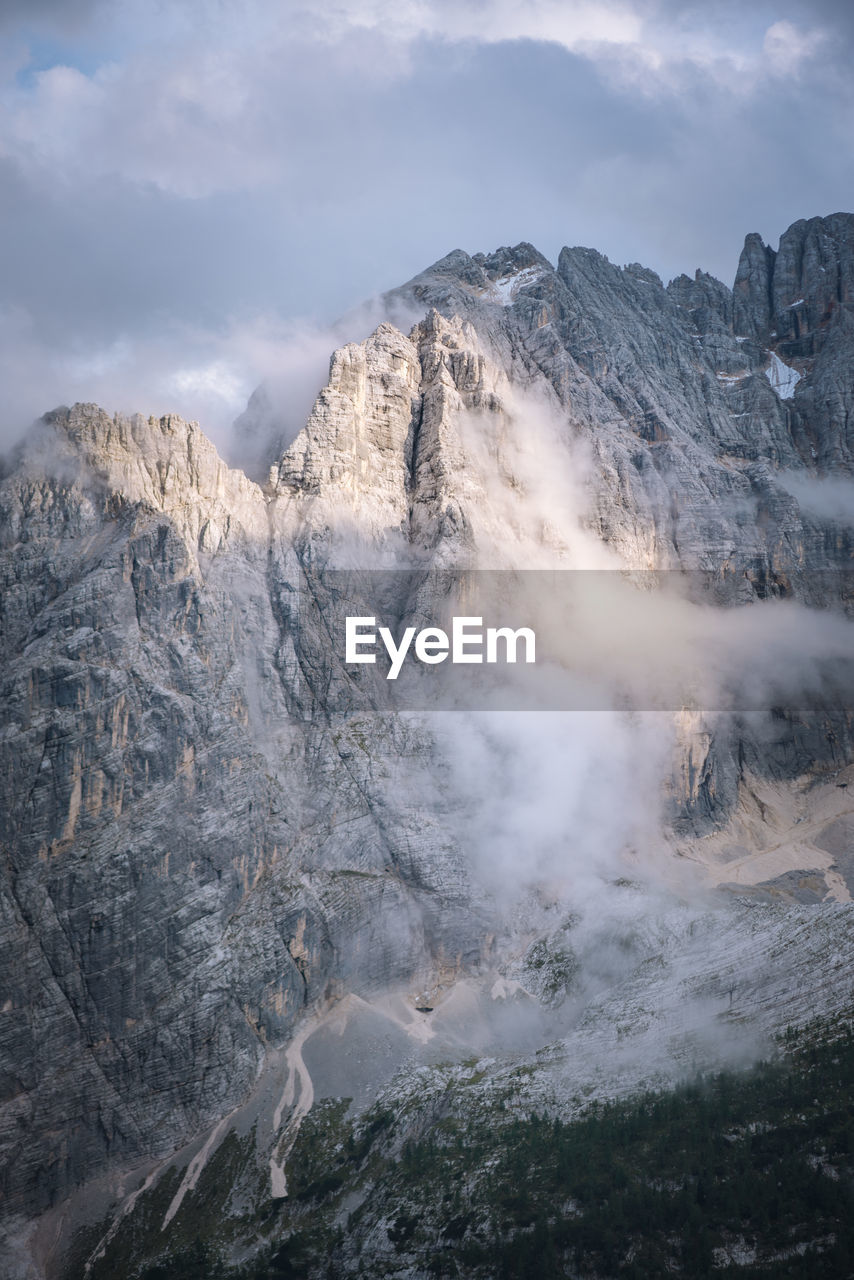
xmin=172 ymin=361 xmax=246 ymax=408
xmin=3 ymin=63 xmax=103 ymax=166
xmin=325 ymin=0 xmax=643 ymax=50
xmin=2 ymin=49 xmax=278 ymax=196
xmin=0 ymin=306 xmax=313 ymax=452
xmin=0 ymin=1 xmax=833 ymax=201
xmin=320 ymin=1 xmax=828 ymax=96
xmin=0 ymin=0 xmax=848 ymax=445
xmin=763 ymin=19 xmax=825 ymax=76
xmin=778 ymin=472 xmax=854 ymax=524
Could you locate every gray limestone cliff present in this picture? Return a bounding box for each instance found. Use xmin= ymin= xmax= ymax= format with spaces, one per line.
xmin=2 ymin=214 xmax=854 ymax=1278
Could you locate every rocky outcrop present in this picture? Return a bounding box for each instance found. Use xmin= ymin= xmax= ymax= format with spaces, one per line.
xmin=733 ymin=231 xmax=776 ymax=341
xmin=771 ymin=213 xmax=854 ymax=358
xmin=732 ymin=214 xmax=854 ymax=469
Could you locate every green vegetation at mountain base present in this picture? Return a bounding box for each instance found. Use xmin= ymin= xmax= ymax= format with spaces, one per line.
xmin=85 ymin=1016 xmax=854 ymax=1278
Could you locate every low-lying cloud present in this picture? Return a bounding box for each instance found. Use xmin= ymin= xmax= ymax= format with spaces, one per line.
xmin=0 ymin=0 xmax=852 ymax=455
xmin=778 ymin=471 xmax=854 ymax=525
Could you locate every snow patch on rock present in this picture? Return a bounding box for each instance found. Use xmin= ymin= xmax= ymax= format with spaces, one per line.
xmin=490 ymin=266 xmax=543 ymax=305
xmin=765 ymin=351 xmax=801 ymax=399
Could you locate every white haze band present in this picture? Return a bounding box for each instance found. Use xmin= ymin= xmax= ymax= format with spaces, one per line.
xmin=345 ymin=616 xmax=537 ymax=681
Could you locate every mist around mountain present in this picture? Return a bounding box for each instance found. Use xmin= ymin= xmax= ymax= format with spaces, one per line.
xmin=2 ymin=213 xmax=854 ymax=1278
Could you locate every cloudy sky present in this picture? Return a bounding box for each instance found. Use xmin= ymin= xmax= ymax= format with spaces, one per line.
xmin=1 ymin=0 xmax=851 ymax=447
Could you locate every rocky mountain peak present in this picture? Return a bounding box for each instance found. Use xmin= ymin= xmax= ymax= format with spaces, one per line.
xmin=26 ymin=402 xmax=267 ymax=553
xmin=772 ymin=211 xmax=854 ymax=357
xmin=472 ymin=241 xmax=554 ymax=279
xmin=733 ymin=231 xmax=776 ymax=340
xmin=734 ymin=213 xmax=854 ymax=357
xmin=666 ymin=269 xmax=733 ymax=333
xmin=5 ymin=213 xmax=854 ymax=1279
xmin=414 ymin=247 xmax=485 ymax=287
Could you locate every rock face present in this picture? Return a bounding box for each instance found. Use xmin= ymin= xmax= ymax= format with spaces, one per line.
xmin=732 ymin=231 xmax=776 ymax=341
xmin=2 ymin=214 xmax=854 ymax=1277
xmin=732 ymin=214 xmax=854 ymax=469
xmin=0 ymin=403 xmax=485 ymax=1271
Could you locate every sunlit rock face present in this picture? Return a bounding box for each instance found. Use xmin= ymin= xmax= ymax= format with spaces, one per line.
xmin=2 ymin=214 xmax=854 ymax=1277
xmin=0 ymin=399 xmax=486 ymax=1245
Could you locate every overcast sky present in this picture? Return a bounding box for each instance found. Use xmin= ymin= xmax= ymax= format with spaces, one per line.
xmin=0 ymin=0 xmax=851 ymax=448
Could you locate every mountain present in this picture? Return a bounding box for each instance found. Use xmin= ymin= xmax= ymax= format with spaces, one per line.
xmin=1 ymin=214 xmax=854 ymax=1278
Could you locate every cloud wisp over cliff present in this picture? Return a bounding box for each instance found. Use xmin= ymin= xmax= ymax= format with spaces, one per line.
xmin=1 ymin=0 xmax=853 ymax=440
